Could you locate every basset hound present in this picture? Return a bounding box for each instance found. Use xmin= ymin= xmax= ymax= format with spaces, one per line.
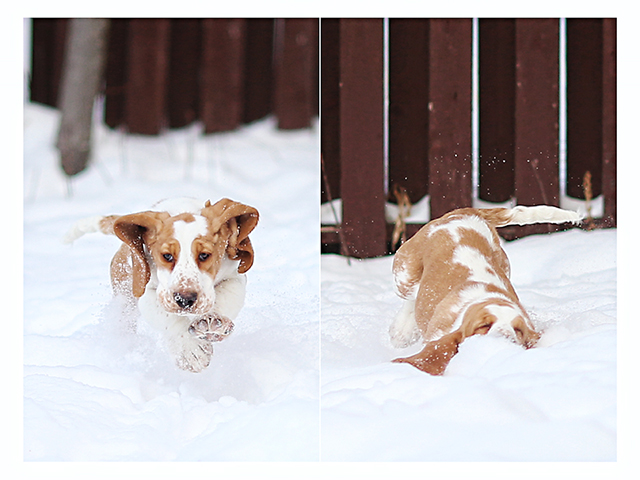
xmin=65 ymin=197 xmax=259 ymax=373
xmin=389 ymin=205 xmax=582 ymax=375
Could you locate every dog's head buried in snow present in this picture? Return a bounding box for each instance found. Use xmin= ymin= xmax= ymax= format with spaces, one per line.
xmin=389 ymin=205 xmax=582 ymax=375
xmin=65 ymin=197 xmax=259 ymax=373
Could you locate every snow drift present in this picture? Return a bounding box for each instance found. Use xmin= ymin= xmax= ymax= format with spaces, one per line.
xmin=321 ymin=225 xmax=616 ymax=462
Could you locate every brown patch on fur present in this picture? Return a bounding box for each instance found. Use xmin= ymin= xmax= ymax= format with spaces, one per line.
xmin=471 ymin=207 xmax=515 ymax=228
xmin=113 ymin=211 xmax=169 ymax=297
xmin=201 ymin=198 xmax=259 ymax=274
xmin=109 ymin=243 xmax=133 ymax=296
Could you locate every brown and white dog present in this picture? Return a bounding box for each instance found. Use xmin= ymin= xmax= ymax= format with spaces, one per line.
xmin=65 ymin=197 xmax=259 ymax=373
xmin=389 ymin=205 xmax=581 ymax=375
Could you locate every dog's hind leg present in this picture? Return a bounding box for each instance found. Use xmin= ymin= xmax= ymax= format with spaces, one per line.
xmin=389 ymin=296 xmax=421 ymax=348
xmin=389 ymin=241 xmax=424 ymax=348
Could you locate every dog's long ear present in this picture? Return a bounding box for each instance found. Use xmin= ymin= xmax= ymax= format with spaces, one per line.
xmin=113 ymin=211 xmax=168 ymax=298
xmin=393 ymin=329 xmax=464 ymax=375
xmin=203 ymin=199 xmax=259 ymax=273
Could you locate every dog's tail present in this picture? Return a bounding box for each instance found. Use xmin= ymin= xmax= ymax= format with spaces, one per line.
xmin=62 ymin=215 xmax=120 ymax=244
xmin=476 ymin=205 xmax=583 ymax=229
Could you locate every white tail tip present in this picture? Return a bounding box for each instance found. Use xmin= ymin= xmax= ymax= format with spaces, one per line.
xmin=507 ymin=205 xmax=584 ymax=226
xmin=62 ymin=215 xmax=105 ymax=244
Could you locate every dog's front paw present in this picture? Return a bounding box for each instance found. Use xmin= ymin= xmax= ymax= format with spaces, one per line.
xmin=172 ymin=315 xmax=234 ymax=373
xmin=188 ymin=314 xmax=234 ymax=342
xmin=175 ymin=336 xmax=214 ymax=373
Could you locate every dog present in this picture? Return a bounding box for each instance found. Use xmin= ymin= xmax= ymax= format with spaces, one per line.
xmin=64 ymin=197 xmax=259 ymax=373
xmin=389 ymin=205 xmax=582 ymax=375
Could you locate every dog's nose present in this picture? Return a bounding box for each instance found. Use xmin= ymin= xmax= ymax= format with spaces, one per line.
xmin=174 ymin=291 xmax=198 ymax=309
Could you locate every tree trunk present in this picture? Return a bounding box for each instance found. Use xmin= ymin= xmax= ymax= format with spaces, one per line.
xmin=57 ymin=18 xmax=110 ymax=176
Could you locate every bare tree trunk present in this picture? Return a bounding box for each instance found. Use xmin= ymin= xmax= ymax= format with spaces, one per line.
xmin=57 ymin=18 xmax=110 ymax=176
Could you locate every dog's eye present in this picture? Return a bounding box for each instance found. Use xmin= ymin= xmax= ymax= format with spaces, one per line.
xmin=198 ymin=253 xmax=211 ymax=262
xmin=163 ymin=253 xmax=174 ymax=263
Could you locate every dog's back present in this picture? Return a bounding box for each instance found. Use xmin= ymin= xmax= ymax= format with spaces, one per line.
xmin=393 ymin=205 xmax=582 ymax=302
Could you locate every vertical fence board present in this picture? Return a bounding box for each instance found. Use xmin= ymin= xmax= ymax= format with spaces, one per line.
xmin=30 ymin=18 xmax=68 ymax=107
xmin=514 ymin=19 xmax=560 ymax=206
xmin=340 ymin=19 xmax=386 ymax=258
xmin=511 ymin=19 xmax=560 ymax=238
xmin=104 ymin=19 xmax=129 ymax=129
xmin=566 ymin=19 xmax=604 ymax=200
xmin=275 ymin=19 xmax=318 ymax=130
xmin=311 ymin=28 xmax=320 ymax=120
xmin=304 ymin=17 xmax=320 ymax=121
xmin=126 ymin=19 xmax=170 ymax=135
xmin=479 ymin=18 xmax=516 ymax=203
xmin=243 ymin=19 xmax=274 ymax=124
xmin=388 ymin=18 xmax=430 ymax=204
xmin=428 ymin=19 xmax=473 ymax=219
xmin=602 ymin=18 xmax=616 ymax=227
xmin=200 ymin=19 xmax=246 ymax=133
xmin=167 ymin=19 xmax=201 ymax=129
xmin=320 ymin=19 xmax=341 ymax=205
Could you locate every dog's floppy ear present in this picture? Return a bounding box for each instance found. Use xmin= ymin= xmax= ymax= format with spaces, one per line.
xmin=393 ymin=329 xmax=464 ymax=375
xmin=203 ymin=198 xmax=259 ymax=273
xmin=113 ymin=211 xmax=168 ymax=298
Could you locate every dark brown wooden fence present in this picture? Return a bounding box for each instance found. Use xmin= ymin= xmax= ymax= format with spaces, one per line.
xmin=30 ymin=18 xmax=319 ymax=134
xmin=321 ymin=18 xmax=616 ymax=258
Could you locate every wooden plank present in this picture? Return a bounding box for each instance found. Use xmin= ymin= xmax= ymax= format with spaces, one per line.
xmin=566 ymin=19 xmax=603 ymax=200
xmin=479 ymin=18 xmax=516 ymax=203
xmin=243 ymin=19 xmax=274 ymax=124
xmin=104 ymin=18 xmax=129 ymax=129
xmin=167 ymin=18 xmax=201 ymax=129
xmin=339 ymin=19 xmax=386 ymax=258
xmin=428 ymin=19 xmax=473 ymax=219
xmin=274 ymin=18 xmax=318 ymax=130
xmin=601 ymin=18 xmax=616 ymax=227
xmin=320 ymin=20 xmax=342 ymax=252
xmin=320 ymin=18 xmax=340 ymax=206
xmin=513 ymin=19 xmax=560 ymax=237
xmin=30 ymin=18 xmax=68 ymax=107
xmin=311 ymin=26 xmax=320 ymax=119
xmin=125 ymin=19 xmax=171 ymax=135
xmin=200 ymin=19 xmax=246 ymax=133
xmin=388 ymin=18 xmax=430 ymax=205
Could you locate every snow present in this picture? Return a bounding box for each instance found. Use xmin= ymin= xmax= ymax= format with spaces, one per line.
xmin=23 ymin=102 xmax=320 ymax=462
xmin=19 ymin=101 xmax=627 ymax=476
xmin=321 ymin=227 xmax=617 ymax=462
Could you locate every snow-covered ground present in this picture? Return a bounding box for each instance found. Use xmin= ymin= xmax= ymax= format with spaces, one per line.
xmin=20 ymin=101 xmax=626 ymax=476
xmin=23 ymin=102 xmax=320 ymax=462
xmin=321 ymin=226 xmax=617 ymax=462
